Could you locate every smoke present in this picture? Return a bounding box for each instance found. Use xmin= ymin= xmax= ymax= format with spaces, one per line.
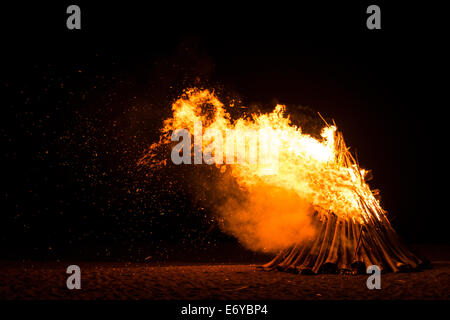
xmin=212 ymin=174 xmax=317 ymax=254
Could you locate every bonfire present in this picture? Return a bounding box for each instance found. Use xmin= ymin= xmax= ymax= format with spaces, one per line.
xmin=141 ymin=88 xmax=426 ymax=274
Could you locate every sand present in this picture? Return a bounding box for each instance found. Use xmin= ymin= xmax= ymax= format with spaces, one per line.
xmin=1 ymin=261 xmax=449 ymax=300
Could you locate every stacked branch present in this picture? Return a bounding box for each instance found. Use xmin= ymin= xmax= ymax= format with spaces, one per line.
xmin=260 ymin=130 xmax=427 ymax=274
xmin=260 ymin=211 xmax=426 ymax=274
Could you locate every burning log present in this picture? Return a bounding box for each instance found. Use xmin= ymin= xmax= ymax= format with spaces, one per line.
xmin=260 ymin=213 xmax=425 ymax=274
xmin=258 ymin=131 xmax=426 ymax=274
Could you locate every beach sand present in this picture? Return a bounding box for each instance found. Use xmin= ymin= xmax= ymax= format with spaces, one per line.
xmin=2 ymin=260 xmax=449 ymax=300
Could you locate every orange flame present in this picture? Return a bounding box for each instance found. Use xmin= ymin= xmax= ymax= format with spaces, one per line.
xmin=141 ymin=88 xmax=387 ymax=253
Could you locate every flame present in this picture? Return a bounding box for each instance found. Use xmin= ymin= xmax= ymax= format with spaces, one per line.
xmin=141 ymin=88 xmax=387 ymax=252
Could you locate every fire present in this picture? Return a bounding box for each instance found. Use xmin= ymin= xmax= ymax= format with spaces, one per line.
xmin=141 ymin=88 xmax=387 ymax=252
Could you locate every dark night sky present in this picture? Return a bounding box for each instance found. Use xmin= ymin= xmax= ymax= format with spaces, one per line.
xmin=1 ymin=2 xmax=445 ymax=261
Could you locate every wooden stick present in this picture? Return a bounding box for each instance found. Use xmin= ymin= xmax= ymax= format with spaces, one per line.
xmin=353 ymin=224 xmax=364 ymax=260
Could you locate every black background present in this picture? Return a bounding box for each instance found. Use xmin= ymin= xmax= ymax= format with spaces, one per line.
xmin=1 ymin=1 xmax=445 ymax=261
